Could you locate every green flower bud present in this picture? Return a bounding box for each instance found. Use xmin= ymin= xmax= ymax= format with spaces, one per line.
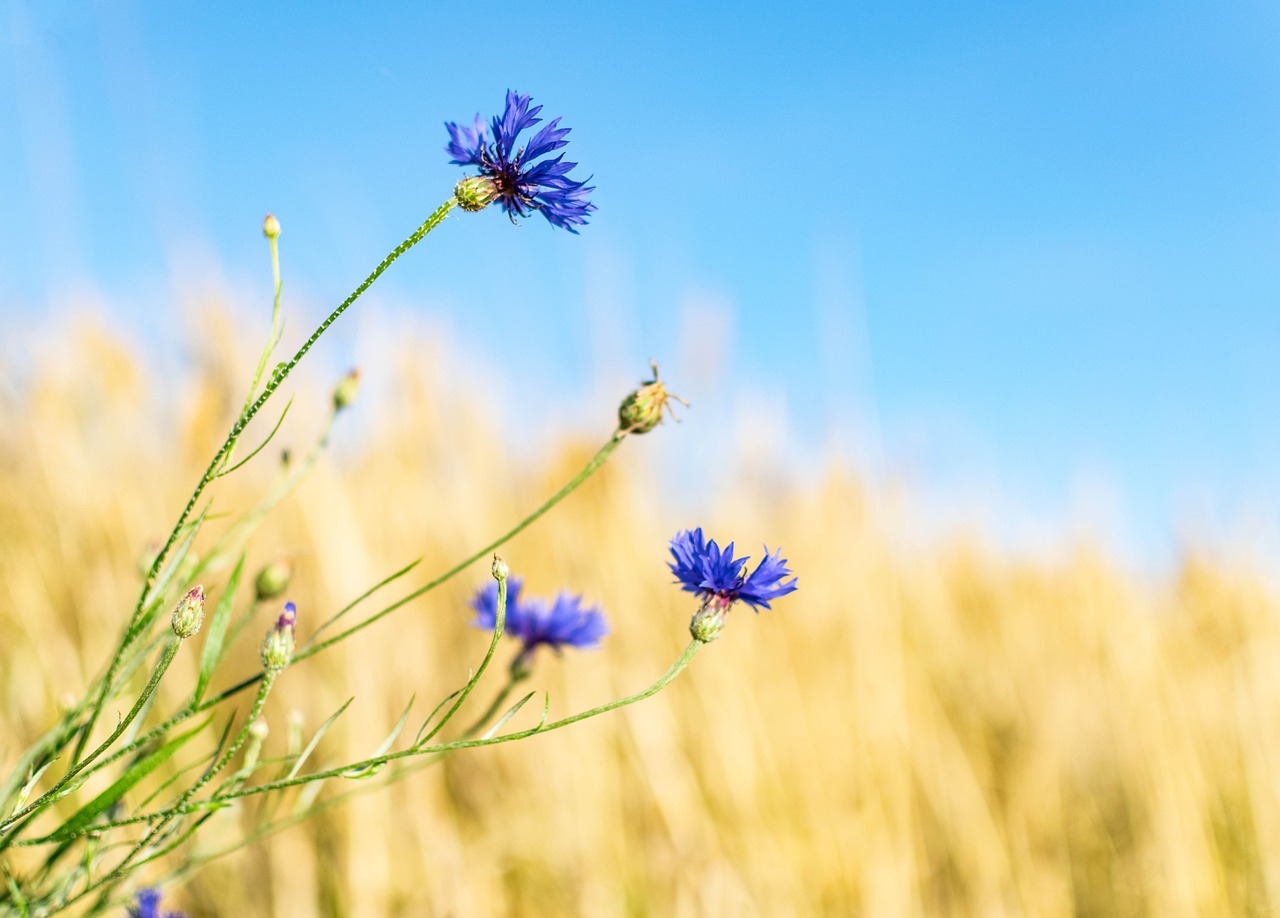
xmin=491 ymin=554 xmax=509 ymax=582
xmin=171 ymin=585 xmax=206 ymax=639
xmin=260 ymin=602 xmax=297 ymax=673
xmin=263 ymin=213 xmax=281 ymax=239
xmin=254 ymin=561 xmax=291 ymax=601
xmin=454 ymin=176 xmax=499 ymax=212
xmin=689 ymin=602 xmax=727 ymax=644
xmin=617 ymin=360 xmax=687 ymax=435
xmin=332 ymin=368 xmax=361 ymax=412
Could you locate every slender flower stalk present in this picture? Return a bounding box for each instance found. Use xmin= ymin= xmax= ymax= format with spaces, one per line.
xmin=81 ymin=642 xmax=703 ymax=828
xmin=72 ymin=196 xmax=458 ymax=767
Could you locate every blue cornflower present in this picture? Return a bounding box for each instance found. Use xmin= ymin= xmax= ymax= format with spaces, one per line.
xmin=669 ymin=528 xmax=798 ymax=614
xmin=470 ymin=576 xmax=608 ymax=661
xmin=445 ymin=90 xmax=596 ymax=232
xmin=127 ymin=887 xmax=185 ymax=918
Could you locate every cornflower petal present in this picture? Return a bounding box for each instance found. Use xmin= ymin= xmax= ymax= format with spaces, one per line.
xmin=469 ymin=578 xmax=607 ymax=654
xmin=668 ymin=529 xmax=797 ymax=613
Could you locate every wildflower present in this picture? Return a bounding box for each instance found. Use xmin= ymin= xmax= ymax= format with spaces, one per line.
xmin=617 ymin=359 xmax=687 ymax=435
xmin=445 ymin=90 xmax=596 ymax=232
xmin=127 ymin=886 xmax=185 ymax=918
xmin=170 ymin=585 xmax=205 ymax=639
xmin=260 ymin=601 xmax=297 ymax=672
xmin=470 ymin=576 xmax=608 ymax=676
xmin=669 ymin=529 xmax=797 ymax=641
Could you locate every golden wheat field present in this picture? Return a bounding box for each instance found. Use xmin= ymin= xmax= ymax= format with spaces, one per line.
xmin=3 ymin=307 xmax=1280 ymax=917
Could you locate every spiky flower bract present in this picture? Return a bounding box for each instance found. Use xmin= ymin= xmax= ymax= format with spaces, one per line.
xmin=470 ymin=576 xmax=608 ymax=654
xmin=127 ymin=887 xmax=185 ymax=918
xmin=669 ymin=528 xmax=798 ymax=613
xmin=445 ymin=90 xmax=596 ymax=232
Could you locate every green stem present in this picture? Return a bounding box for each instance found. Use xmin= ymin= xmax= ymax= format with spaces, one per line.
xmin=238 ymin=231 xmax=285 ymax=422
xmin=29 ymin=641 xmax=705 ymax=846
xmin=416 ymin=573 xmax=507 ymax=745
xmin=460 ymin=670 xmax=526 ymax=740
xmin=17 ymin=424 xmax=623 ymax=845
xmin=64 ymin=676 xmax=278 ymax=914
xmin=139 ymin=641 xmax=701 ymax=820
xmin=0 ymin=640 xmax=182 ymax=837
xmin=295 ymin=432 xmax=625 ymax=661
xmin=72 ymin=196 xmax=457 ymax=766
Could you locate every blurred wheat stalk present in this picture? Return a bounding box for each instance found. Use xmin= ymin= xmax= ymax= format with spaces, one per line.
xmin=2 ymin=311 xmax=1278 ymax=917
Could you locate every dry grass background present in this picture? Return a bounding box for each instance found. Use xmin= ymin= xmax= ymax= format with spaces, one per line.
xmin=3 ymin=309 xmax=1280 ymax=916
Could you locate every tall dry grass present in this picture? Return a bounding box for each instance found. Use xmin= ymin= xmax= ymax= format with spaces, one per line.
xmin=2 ymin=310 xmax=1279 ymax=916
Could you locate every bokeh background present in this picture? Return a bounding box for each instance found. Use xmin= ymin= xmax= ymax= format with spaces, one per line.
xmin=3 ymin=1 xmax=1280 ymax=915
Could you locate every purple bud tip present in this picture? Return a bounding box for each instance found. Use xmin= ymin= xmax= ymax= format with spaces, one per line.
xmin=277 ymin=601 xmax=297 ymax=629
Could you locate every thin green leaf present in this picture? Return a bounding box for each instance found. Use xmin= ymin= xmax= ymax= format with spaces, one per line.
xmin=300 ymin=557 xmax=423 ymax=650
xmin=47 ymin=716 xmax=212 ymax=843
xmin=482 ymin=692 xmax=537 ymax=741
xmin=199 ymin=715 xmax=236 ymax=783
xmin=9 ymin=759 xmax=57 ymax=816
xmin=285 ymin=698 xmax=353 ymax=781
xmin=413 ymin=688 xmax=463 ymax=748
xmin=292 ymin=777 xmax=326 ymax=815
xmin=342 ymin=696 xmax=414 ymax=778
xmin=214 ymin=399 xmax=293 ymax=479
xmin=194 ymin=555 xmax=245 ymax=704
xmin=139 ymin=503 xmax=211 ymax=621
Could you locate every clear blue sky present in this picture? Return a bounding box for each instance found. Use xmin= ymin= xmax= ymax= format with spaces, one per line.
xmin=3 ymin=0 xmax=1278 ymax=562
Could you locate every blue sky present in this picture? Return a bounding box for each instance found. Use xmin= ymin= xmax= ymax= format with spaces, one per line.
xmin=3 ymin=0 xmax=1279 ymax=562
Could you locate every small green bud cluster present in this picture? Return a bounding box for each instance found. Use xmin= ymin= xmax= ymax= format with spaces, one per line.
xmin=171 ymin=585 xmax=206 ymax=639
xmin=617 ymin=360 xmax=687 ymax=435
xmin=260 ymin=602 xmax=298 ymax=673
xmin=454 ymin=176 xmax=500 ymax=212
xmin=332 ymin=368 xmax=361 ymax=412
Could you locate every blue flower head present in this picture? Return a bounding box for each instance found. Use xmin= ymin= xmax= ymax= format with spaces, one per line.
xmin=445 ymin=90 xmax=596 ymax=232
xmin=470 ymin=576 xmax=608 ymax=661
xmin=669 ymin=528 xmax=798 ymax=614
xmin=128 ymin=887 xmax=185 ymax=918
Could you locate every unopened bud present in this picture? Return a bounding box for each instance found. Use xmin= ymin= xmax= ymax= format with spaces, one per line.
xmin=171 ymin=585 xmax=206 ymax=638
xmin=491 ymin=554 xmax=509 ymax=582
xmin=254 ymin=561 xmax=291 ymax=601
xmin=263 ymin=214 xmax=281 ymax=239
xmin=454 ymin=176 xmax=499 ymax=212
xmin=689 ymin=602 xmax=727 ymax=643
xmin=260 ymin=601 xmax=297 ymax=672
xmin=617 ymin=359 xmax=687 ymax=435
xmin=332 ymin=369 xmax=361 ymax=411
